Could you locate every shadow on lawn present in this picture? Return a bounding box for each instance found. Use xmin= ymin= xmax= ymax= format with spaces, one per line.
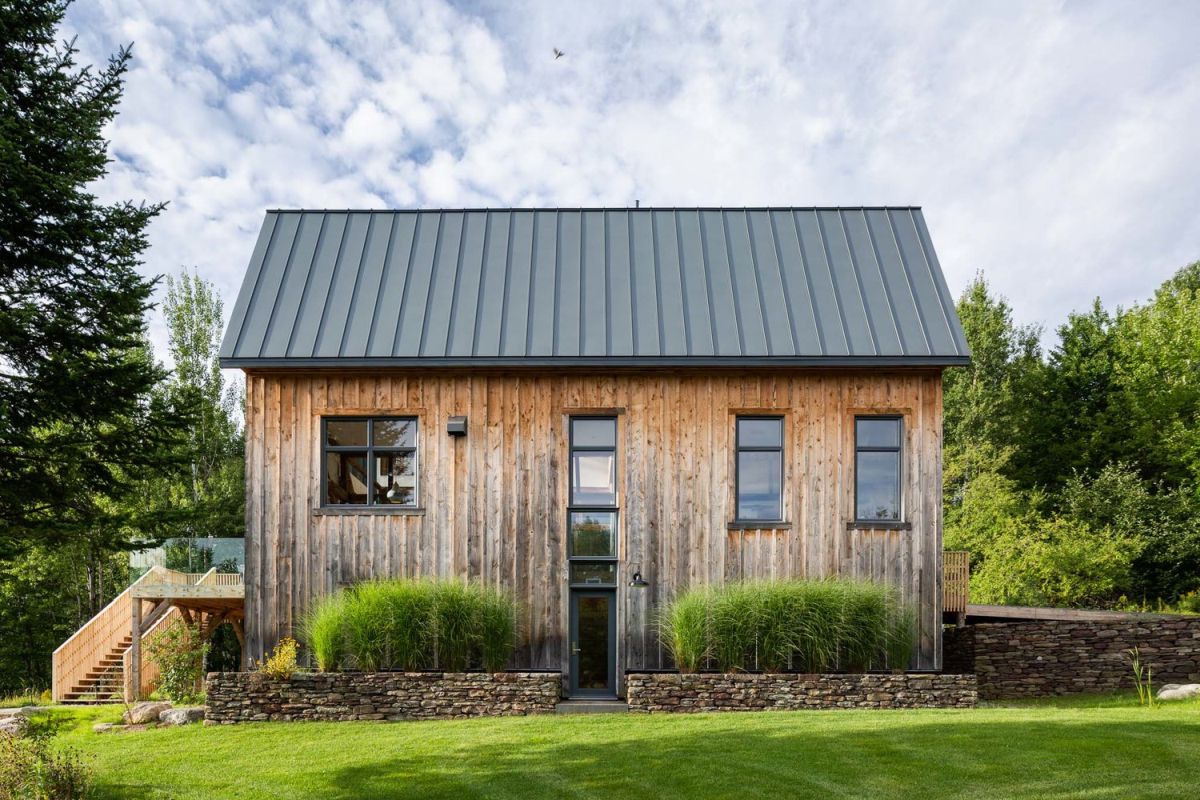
xmin=304 ymin=714 xmax=1198 ymax=800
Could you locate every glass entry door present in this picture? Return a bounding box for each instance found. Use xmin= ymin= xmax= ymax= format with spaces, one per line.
xmin=569 ymin=590 xmax=616 ymax=697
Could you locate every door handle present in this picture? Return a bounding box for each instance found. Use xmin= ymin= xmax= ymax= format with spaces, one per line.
xmin=571 ymin=642 xmax=580 ymax=656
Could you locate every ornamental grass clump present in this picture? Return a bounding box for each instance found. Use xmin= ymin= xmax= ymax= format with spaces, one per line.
xmin=661 ymin=588 xmax=711 ymax=672
xmin=299 ymin=579 xmax=518 ymax=673
xmin=303 ymin=592 xmax=348 ymax=672
xmin=658 ymin=578 xmax=915 ymax=674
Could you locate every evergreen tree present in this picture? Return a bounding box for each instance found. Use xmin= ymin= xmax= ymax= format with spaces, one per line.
xmin=0 ymin=0 xmax=189 ymax=556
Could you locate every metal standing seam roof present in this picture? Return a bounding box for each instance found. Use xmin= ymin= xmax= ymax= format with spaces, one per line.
xmin=219 ymin=207 xmax=970 ymax=368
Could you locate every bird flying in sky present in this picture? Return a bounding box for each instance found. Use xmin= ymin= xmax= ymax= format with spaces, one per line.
xmin=553 ymin=48 xmax=565 ymax=59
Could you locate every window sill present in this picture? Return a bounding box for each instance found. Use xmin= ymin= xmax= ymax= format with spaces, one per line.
xmin=846 ymin=520 xmax=912 ymax=531
xmin=727 ymin=521 xmax=791 ymax=531
xmin=313 ymin=506 xmax=426 ymax=517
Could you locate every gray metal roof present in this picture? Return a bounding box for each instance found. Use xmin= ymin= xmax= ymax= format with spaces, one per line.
xmin=219 ymin=208 xmax=969 ymax=367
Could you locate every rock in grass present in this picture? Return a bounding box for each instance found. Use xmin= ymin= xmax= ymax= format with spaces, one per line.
xmin=159 ymin=707 xmax=205 ymax=726
xmin=0 ymin=715 xmax=28 ymax=736
xmin=0 ymin=706 xmax=38 ymax=718
xmin=93 ymin=722 xmax=119 ymax=733
xmin=1156 ymin=683 xmax=1200 ymax=701
xmin=123 ymin=701 xmax=171 ymax=725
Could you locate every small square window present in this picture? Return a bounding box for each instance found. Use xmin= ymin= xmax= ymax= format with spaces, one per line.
xmin=323 ymin=417 xmax=418 ymax=507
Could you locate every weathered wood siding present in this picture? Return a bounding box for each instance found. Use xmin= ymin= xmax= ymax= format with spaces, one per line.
xmin=243 ymin=369 xmax=945 ymax=679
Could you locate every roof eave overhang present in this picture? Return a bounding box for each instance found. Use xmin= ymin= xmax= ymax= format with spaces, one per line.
xmin=220 ymin=355 xmax=970 ymax=369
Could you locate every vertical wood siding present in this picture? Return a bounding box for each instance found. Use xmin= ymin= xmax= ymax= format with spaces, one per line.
xmin=243 ymin=370 xmax=945 ymax=679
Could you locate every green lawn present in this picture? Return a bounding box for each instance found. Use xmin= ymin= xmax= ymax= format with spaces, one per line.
xmin=43 ymin=696 xmax=1200 ymax=800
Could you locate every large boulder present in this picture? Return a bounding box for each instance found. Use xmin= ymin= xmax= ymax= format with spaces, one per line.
xmin=1156 ymin=683 xmax=1200 ymax=701
xmin=159 ymin=707 xmax=205 ymax=726
xmin=123 ymin=701 xmax=171 ymax=725
xmin=0 ymin=715 xmax=28 ymax=737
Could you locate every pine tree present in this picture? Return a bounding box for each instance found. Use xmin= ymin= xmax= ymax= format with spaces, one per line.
xmin=0 ymin=1 xmax=190 ymax=556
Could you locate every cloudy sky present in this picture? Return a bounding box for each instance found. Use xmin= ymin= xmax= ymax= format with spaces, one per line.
xmin=65 ymin=0 xmax=1200 ymax=358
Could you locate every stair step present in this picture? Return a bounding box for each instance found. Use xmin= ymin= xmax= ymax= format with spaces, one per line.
xmin=60 ymin=698 xmax=124 ymax=705
xmin=555 ymin=700 xmax=630 ymax=714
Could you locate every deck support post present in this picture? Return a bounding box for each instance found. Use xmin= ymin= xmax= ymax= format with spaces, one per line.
xmin=130 ymin=598 xmax=142 ymax=702
xmin=231 ymin=618 xmax=247 ymax=670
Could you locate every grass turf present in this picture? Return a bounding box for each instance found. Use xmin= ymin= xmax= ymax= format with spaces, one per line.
xmin=44 ymin=695 xmax=1200 ymax=800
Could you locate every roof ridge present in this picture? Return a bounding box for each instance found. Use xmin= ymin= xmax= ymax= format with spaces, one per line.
xmin=264 ymin=206 xmax=925 ymax=214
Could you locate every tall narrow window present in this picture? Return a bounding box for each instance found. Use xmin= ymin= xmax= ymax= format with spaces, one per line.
xmin=323 ymin=417 xmax=418 ymax=507
xmin=735 ymin=417 xmax=783 ymax=522
xmin=855 ymin=416 xmax=902 ymax=521
xmin=568 ymin=417 xmax=618 ymax=586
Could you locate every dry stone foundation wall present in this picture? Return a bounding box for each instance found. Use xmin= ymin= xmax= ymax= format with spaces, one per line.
xmin=943 ymin=618 xmax=1200 ymax=699
xmin=205 ymin=671 xmax=560 ymax=723
xmin=626 ymin=672 xmax=977 ymax=712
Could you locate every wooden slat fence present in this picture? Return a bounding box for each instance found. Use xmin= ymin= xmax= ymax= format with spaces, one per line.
xmin=943 ymin=550 xmax=970 ymax=615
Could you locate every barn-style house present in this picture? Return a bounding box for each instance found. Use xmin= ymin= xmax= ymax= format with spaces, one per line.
xmin=218 ymin=206 xmax=969 ymax=698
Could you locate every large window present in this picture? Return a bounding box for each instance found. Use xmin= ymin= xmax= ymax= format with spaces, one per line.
xmin=855 ymin=416 xmax=902 ymax=521
xmin=568 ymin=417 xmax=618 ymax=586
xmin=323 ymin=417 xmax=418 ymax=507
xmin=735 ymin=417 xmax=783 ymax=522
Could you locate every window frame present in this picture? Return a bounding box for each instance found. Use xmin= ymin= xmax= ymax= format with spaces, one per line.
xmin=733 ymin=415 xmax=785 ymax=524
xmin=853 ymin=415 xmax=903 ymax=523
xmin=567 ymin=416 xmax=619 ymax=586
xmin=321 ymin=416 xmax=419 ymax=509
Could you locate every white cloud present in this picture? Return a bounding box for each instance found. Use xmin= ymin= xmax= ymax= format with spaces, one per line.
xmin=62 ymin=0 xmax=1200 ymax=361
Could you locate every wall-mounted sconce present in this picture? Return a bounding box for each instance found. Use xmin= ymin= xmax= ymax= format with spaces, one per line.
xmin=447 ymin=416 xmax=468 ymax=437
xmin=629 ymin=570 xmax=649 ymax=588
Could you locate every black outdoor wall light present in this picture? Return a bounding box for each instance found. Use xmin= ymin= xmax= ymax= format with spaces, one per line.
xmin=629 ymin=570 xmax=649 ymax=588
xmin=447 ymin=416 xmax=467 ymax=437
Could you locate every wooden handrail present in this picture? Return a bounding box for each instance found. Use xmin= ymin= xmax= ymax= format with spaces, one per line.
xmin=52 ymin=566 xmax=166 ymax=701
xmin=943 ymin=550 xmax=970 ymax=615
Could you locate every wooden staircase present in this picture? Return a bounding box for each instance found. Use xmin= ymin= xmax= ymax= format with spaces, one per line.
xmin=52 ymin=566 xmax=176 ymax=704
xmin=60 ymin=636 xmax=132 ymax=704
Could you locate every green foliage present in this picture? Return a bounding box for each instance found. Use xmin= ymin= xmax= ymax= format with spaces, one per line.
xmin=1126 ymin=647 xmax=1155 ymax=708
xmin=0 ymin=0 xmax=189 ymax=558
xmin=300 ymin=580 xmax=519 ymax=673
xmin=0 ymin=724 xmax=93 ymax=800
xmin=943 ymin=267 xmax=1200 ymax=610
xmin=145 ymin=620 xmax=208 ymax=704
xmin=658 ymin=579 xmax=914 ymax=673
xmin=259 ymin=638 xmax=298 ymax=680
xmin=969 ymin=516 xmax=1141 ymax=609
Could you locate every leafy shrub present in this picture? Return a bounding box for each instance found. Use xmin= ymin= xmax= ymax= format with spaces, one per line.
xmin=658 ymin=578 xmax=915 ymax=673
xmin=300 ymin=579 xmax=519 ymax=673
xmin=0 ymin=720 xmax=93 ymax=800
xmin=259 ymin=637 xmax=299 ymax=680
xmin=145 ymin=619 xmax=208 ymax=703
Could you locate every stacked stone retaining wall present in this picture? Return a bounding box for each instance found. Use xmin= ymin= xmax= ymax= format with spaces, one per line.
xmin=943 ymin=618 xmax=1200 ymax=699
xmin=205 ymin=671 xmax=560 ymax=723
xmin=626 ymin=672 xmax=977 ymax=712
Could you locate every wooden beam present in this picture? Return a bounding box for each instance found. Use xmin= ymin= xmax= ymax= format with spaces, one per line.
xmin=231 ymin=618 xmax=247 ymax=670
xmin=129 ymin=598 xmax=143 ymax=702
xmin=202 ymin=610 xmax=229 ymax=641
xmin=179 ymin=607 xmax=194 ymax=626
xmin=965 ymin=604 xmax=1184 ymax=623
